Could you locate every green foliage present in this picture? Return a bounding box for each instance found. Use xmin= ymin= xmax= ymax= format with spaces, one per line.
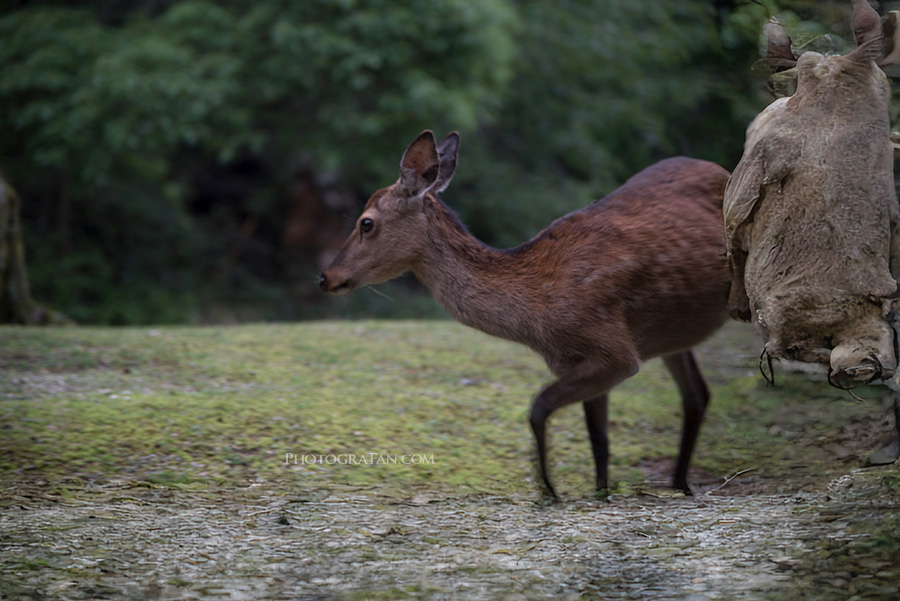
xmin=1 ymin=7 xmax=243 ymax=183
xmin=444 ymin=0 xmax=765 ymax=247
xmin=1 ymin=0 xmax=516 ymax=185
xmin=505 ymin=2 xmax=719 ymax=176
xmin=0 ymin=0 xmax=517 ymax=323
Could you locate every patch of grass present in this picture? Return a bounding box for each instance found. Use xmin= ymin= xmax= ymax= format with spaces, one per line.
xmin=8 ymin=557 xmax=53 ymax=571
xmin=1 ymin=321 xmax=893 ymax=496
xmin=145 ymin=471 xmax=201 ymax=486
xmin=880 ymin=469 xmax=900 ymax=494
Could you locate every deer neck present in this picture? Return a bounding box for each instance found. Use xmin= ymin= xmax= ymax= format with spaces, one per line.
xmin=412 ymin=198 xmax=540 ymax=345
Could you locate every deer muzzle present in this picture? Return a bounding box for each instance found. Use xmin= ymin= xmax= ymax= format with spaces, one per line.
xmin=319 ymin=271 xmax=353 ymax=295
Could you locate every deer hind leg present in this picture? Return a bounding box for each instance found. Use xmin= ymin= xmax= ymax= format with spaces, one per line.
xmin=663 ymin=350 xmax=711 ymax=495
xmin=529 ymin=357 xmax=639 ymax=499
xmin=892 ymin=394 xmax=900 ymax=462
xmin=583 ymin=394 xmax=610 ymax=495
xmin=865 ymin=389 xmax=900 ymax=466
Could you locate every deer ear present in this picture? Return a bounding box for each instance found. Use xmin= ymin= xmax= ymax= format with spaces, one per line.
xmin=399 ymin=130 xmax=440 ymax=198
xmin=433 ymin=132 xmax=460 ymax=194
xmin=852 ymin=0 xmax=882 ymax=47
xmin=849 ymin=36 xmax=885 ymax=64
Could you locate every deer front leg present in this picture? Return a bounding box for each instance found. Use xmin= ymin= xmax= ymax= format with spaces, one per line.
xmin=529 ymin=358 xmax=639 ymax=499
xmin=583 ymin=394 xmax=610 ymax=495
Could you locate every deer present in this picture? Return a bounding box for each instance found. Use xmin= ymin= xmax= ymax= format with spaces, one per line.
xmin=319 ymin=130 xmax=732 ymax=497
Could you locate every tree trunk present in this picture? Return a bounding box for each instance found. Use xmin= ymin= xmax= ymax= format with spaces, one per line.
xmin=0 ymin=175 xmax=69 ymax=325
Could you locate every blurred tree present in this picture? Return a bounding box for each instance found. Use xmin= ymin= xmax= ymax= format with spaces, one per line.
xmin=0 ymin=0 xmax=517 ymax=323
xmin=0 ymin=0 xmax=848 ymax=323
xmin=451 ymin=0 xmax=765 ymax=247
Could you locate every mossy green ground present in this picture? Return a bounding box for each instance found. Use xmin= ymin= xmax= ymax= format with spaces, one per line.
xmin=1 ymin=320 xmax=890 ymax=497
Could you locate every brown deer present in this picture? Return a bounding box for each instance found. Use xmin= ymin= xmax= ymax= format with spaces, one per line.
xmin=320 ymin=130 xmax=731 ymax=497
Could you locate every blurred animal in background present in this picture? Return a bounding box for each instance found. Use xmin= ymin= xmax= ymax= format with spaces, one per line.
xmin=725 ymin=0 xmax=900 ymax=464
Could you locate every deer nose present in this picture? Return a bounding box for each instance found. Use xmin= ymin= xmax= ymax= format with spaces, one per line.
xmin=318 ymin=273 xmax=328 ymax=291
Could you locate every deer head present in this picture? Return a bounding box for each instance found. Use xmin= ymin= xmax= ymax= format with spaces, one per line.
xmin=319 ymin=130 xmax=459 ymax=295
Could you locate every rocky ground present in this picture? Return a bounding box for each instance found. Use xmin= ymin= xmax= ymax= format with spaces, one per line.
xmin=2 ymin=465 xmax=898 ymax=600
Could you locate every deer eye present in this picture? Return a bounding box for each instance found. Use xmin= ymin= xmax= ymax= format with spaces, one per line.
xmin=359 ymin=218 xmax=374 ymax=234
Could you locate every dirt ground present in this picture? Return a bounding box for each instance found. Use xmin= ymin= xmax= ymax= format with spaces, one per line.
xmin=2 ymin=464 xmax=899 ymax=600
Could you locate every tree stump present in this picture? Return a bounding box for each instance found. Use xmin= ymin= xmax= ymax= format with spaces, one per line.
xmin=0 ymin=175 xmax=69 ymax=325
